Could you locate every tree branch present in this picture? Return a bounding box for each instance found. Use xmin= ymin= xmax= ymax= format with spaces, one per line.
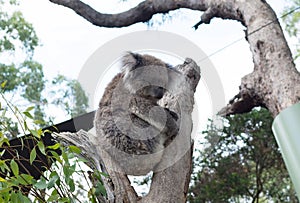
xmin=218 ymin=92 xmax=259 ymax=117
xmin=193 ymin=7 xmax=218 ymax=29
xmin=53 ymin=131 xmax=116 ymax=202
xmin=49 ymin=0 xmax=199 ymax=27
xmin=49 ymin=0 xmax=247 ymax=29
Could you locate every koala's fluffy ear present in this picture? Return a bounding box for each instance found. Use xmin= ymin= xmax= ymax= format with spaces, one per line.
xmin=122 ymin=52 xmax=139 ymax=73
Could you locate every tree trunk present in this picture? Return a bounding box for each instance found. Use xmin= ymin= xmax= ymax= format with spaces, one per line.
xmin=216 ymin=1 xmax=300 ymax=117
xmin=49 ymin=0 xmax=300 ymax=202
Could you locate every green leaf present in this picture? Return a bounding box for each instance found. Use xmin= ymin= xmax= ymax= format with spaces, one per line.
xmin=17 ymin=174 xmax=33 ymax=185
xmin=23 ymin=121 xmax=29 ymax=131
xmin=58 ymin=197 xmax=70 ymax=203
xmin=0 ymin=176 xmax=6 ymax=182
xmin=37 ymin=141 xmax=46 ymax=155
xmin=77 ymin=157 xmax=88 ymax=163
xmin=88 ymin=188 xmax=97 ymax=203
xmin=69 ymin=145 xmax=81 ymax=154
xmin=33 ymin=119 xmax=45 ymax=125
xmin=49 ymin=150 xmax=62 ymax=163
xmin=63 ymin=165 xmax=71 ymax=178
xmin=30 ymin=129 xmax=39 ymax=138
xmin=11 ymin=191 xmax=18 ymax=203
xmin=1 ymin=81 xmax=7 ymax=88
xmin=34 ymin=177 xmax=47 ymax=190
xmin=25 ymin=106 xmax=34 ymax=112
xmin=47 ymin=189 xmax=59 ymax=202
xmin=10 ymin=159 xmax=18 ymax=176
xmin=94 ymin=170 xmax=109 ymax=179
xmin=95 ymin=182 xmax=107 ymax=197
xmin=18 ymin=191 xmax=31 ymax=203
xmin=68 ymin=179 xmax=75 ymax=192
xmin=47 ymin=171 xmax=59 ymax=189
xmin=30 ymin=147 xmax=36 ymax=165
xmin=47 ymin=142 xmax=60 ymax=150
xmin=0 ymin=136 xmax=10 ymax=147
xmin=0 ymin=159 xmax=10 ymax=172
xmin=43 ymin=129 xmax=52 ymax=134
xmin=62 ymin=151 xmax=68 ymax=162
xmin=19 ymin=174 xmax=33 ymax=185
xmin=1 ymin=108 xmax=7 ymax=117
xmin=23 ymin=111 xmax=33 ymax=119
xmin=9 ymin=0 xmax=19 ymax=5
xmin=0 ymin=187 xmax=11 ymax=193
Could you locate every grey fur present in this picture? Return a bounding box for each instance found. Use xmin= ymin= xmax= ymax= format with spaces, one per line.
xmin=94 ymin=52 xmax=179 ymax=175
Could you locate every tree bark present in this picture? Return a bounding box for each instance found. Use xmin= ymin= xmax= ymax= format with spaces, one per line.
xmin=216 ymin=1 xmax=300 ymax=117
xmin=49 ymin=0 xmax=300 ymax=202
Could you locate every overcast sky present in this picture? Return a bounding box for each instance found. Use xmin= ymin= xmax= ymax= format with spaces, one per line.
xmin=17 ymin=0 xmax=294 ymax=130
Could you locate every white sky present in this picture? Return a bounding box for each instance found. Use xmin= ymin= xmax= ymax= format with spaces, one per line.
xmin=17 ymin=0 xmax=294 ymax=130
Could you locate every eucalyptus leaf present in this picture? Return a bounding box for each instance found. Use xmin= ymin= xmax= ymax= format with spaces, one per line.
xmin=29 ymin=147 xmax=36 ymax=165
xmin=10 ymin=159 xmax=18 ymax=177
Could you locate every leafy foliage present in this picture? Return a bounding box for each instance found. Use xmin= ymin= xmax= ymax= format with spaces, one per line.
xmin=0 ymin=1 xmax=88 ymax=134
xmin=0 ymin=1 xmax=101 ymax=202
xmin=0 ymin=7 xmax=38 ymax=54
xmin=282 ymin=0 xmax=300 ymax=60
xmin=0 ymin=87 xmax=104 ymax=202
xmin=51 ymin=75 xmax=89 ymax=118
xmin=189 ymin=109 xmax=299 ymax=203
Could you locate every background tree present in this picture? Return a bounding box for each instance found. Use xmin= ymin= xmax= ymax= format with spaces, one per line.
xmin=0 ymin=1 xmax=98 ymax=202
xmin=189 ymin=108 xmax=298 ymax=203
xmin=283 ymin=0 xmax=300 ymax=60
xmin=0 ymin=0 xmax=89 ymax=136
xmin=47 ymin=0 xmax=300 ymax=202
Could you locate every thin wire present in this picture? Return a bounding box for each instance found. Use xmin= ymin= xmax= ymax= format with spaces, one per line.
xmin=198 ymin=6 xmax=300 ymax=62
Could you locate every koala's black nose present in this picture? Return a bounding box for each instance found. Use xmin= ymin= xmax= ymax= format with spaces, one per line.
xmin=138 ymin=86 xmax=165 ymax=100
xmin=154 ymin=87 xmax=165 ymax=99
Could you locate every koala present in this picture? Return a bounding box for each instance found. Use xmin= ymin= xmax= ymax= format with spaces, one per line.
xmin=94 ymin=52 xmax=179 ymax=175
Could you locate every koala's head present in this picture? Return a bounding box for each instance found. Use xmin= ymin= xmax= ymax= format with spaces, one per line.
xmin=121 ymin=52 xmax=172 ymax=101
